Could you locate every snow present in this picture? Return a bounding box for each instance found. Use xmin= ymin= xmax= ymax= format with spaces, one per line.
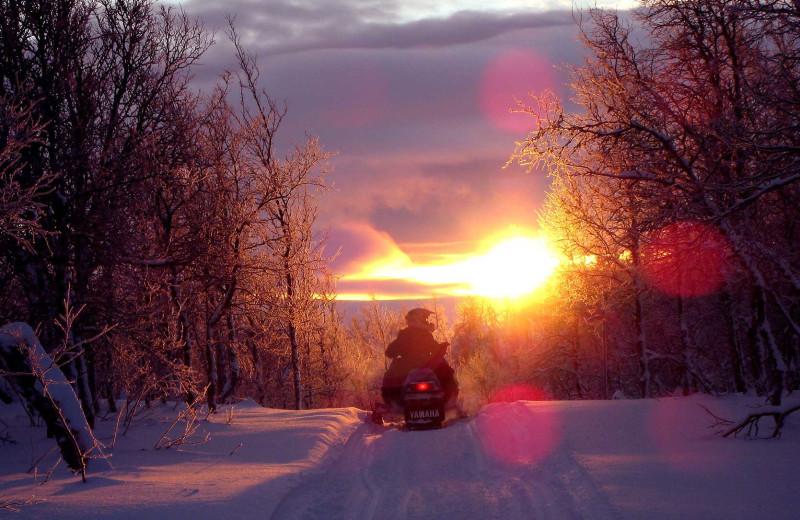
xmin=0 ymin=323 xmax=94 ymax=471
xmin=0 ymin=394 xmax=798 ymax=519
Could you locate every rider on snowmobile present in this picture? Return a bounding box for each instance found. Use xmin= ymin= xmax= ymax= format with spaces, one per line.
xmin=381 ymin=308 xmax=458 ymax=411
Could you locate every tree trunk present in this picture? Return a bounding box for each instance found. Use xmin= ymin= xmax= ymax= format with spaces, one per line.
xmin=70 ymin=349 xmax=96 ymax=429
xmin=573 ymin=321 xmax=584 ymax=399
xmin=204 ymin=321 xmax=218 ymax=412
xmin=634 ymin=282 xmax=650 ymax=398
xmin=0 ymin=323 xmax=94 ymax=478
xmin=218 ymin=315 xmax=239 ymax=403
xmin=289 ymin=321 xmax=302 ymax=410
xmin=169 ymin=266 xmax=194 ymax=400
xmin=205 ymin=281 xmax=237 ymax=412
xmin=721 ymin=289 xmax=747 ymax=393
xmin=677 ymin=295 xmax=702 ymax=395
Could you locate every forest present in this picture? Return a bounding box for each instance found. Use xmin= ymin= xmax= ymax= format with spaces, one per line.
xmin=0 ymin=0 xmax=799 ymax=477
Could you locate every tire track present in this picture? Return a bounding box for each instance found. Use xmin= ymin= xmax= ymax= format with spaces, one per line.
xmin=268 ymin=423 xmax=378 ymax=520
xmin=270 ymin=404 xmax=619 ymax=520
xmin=482 ymin=402 xmax=620 ymax=520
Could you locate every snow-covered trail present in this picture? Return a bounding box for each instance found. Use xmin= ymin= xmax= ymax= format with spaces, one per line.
xmin=271 ymin=402 xmax=617 ymax=520
xmin=2 ymin=395 xmax=800 ymax=519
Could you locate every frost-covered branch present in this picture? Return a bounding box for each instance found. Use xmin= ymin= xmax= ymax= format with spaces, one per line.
xmin=154 ymin=390 xmax=211 ymax=450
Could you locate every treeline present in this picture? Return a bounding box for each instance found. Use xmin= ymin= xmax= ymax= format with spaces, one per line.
xmin=0 ymin=0 xmax=337 ymax=417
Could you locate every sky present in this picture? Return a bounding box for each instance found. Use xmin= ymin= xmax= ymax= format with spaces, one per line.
xmin=178 ymin=0 xmax=637 ymax=300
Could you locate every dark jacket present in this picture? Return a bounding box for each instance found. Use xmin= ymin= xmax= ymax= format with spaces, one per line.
xmin=383 ymin=326 xmax=448 ymax=388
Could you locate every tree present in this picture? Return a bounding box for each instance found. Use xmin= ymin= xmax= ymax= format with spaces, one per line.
xmin=0 ymin=0 xmax=211 ymax=418
xmin=539 ymin=172 xmax=661 ymax=397
xmin=0 ymin=323 xmax=95 ymax=479
xmin=0 ymin=98 xmax=53 ymax=253
xmin=0 ymin=0 xmax=349 ymax=432
xmin=183 ymin=23 xmax=335 ymax=411
xmin=513 ymin=0 xmax=800 ymax=402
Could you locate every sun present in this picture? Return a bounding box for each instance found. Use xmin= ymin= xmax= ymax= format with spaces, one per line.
xmin=336 ymin=230 xmax=560 ymax=301
xmin=466 ymin=235 xmax=559 ymax=298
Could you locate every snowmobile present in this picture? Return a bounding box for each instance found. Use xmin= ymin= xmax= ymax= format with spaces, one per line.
xmin=370 ymin=368 xmax=458 ymax=430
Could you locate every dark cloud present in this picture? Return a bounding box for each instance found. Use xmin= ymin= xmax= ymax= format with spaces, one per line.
xmin=182 ymin=0 xmax=574 ymax=56
xmin=264 ymin=10 xmax=574 ymax=55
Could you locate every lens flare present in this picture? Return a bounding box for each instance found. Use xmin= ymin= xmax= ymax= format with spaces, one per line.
xmin=479 ymin=49 xmax=558 ymax=134
xmin=489 ymin=384 xmax=550 ymax=403
xmin=642 ymin=221 xmax=730 ymax=298
xmin=476 ymin=394 xmax=562 ymax=467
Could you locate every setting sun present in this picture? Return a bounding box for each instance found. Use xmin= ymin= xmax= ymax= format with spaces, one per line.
xmin=465 ymin=236 xmax=559 ymax=298
xmin=337 ymin=230 xmax=560 ymax=300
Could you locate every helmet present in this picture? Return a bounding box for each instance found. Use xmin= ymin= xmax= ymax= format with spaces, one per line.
xmin=405 ymin=308 xmax=435 ymax=332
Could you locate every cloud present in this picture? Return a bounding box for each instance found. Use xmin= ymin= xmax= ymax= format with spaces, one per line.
xmin=182 ymin=0 xmax=574 ymax=56
xmin=318 ymin=153 xmax=549 ymax=245
xmin=326 ymin=220 xmax=477 ymax=299
xmin=267 ymin=10 xmax=574 ymax=55
xmin=326 ymin=220 xmax=412 ymax=276
xmin=336 ymin=277 xmax=465 ymax=300
xmin=320 ymin=156 xmax=478 ymax=223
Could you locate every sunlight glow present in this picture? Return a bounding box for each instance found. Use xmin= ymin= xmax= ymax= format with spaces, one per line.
xmin=464 ymin=236 xmax=559 ymax=297
xmin=340 ymin=231 xmax=560 ymax=300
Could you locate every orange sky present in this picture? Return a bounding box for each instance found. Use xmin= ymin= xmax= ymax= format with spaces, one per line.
xmin=330 ymin=223 xmax=559 ymax=301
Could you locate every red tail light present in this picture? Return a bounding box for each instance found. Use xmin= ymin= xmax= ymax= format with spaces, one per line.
xmin=414 ymin=382 xmax=431 ymax=391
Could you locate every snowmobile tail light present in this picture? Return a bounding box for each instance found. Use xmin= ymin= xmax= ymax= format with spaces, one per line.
xmin=414 ymin=382 xmax=431 ymax=391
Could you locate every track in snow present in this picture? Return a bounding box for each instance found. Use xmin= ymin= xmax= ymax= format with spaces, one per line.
xmin=269 ymin=402 xmax=618 ymax=520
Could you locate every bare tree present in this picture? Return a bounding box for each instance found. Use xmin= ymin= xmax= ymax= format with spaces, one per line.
xmin=0 ymin=0 xmax=211 ymax=418
xmin=0 ymin=322 xmax=96 ymax=480
xmin=0 ymin=98 xmax=53 ymax=252
xmin=0 ymin=0 xmax=341 ymax=421
xmin=512 ymin=0 xmax=800 ymax=403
